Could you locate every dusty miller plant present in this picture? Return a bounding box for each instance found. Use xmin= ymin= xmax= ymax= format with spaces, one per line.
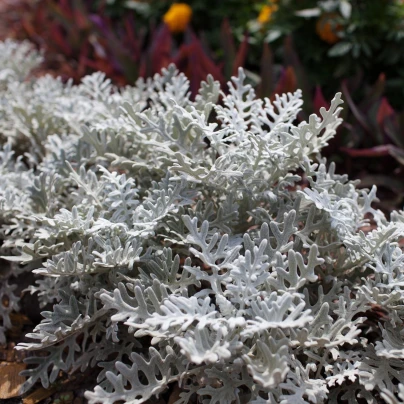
xmin=0 ymin=39 xmax=403 ymax=404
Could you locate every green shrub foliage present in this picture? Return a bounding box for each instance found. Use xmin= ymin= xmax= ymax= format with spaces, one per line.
xmin=0 ymin=40 xmax=403 ymax=404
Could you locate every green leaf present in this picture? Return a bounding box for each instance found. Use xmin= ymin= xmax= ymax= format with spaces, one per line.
xmin=328 ymin=42 xmax=352 ymax=57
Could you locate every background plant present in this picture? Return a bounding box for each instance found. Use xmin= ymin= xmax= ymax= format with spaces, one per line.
xmin=251 ymin=0 xmax=404 ymax=108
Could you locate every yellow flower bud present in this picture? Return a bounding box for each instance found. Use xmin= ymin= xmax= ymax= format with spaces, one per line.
xmin=163 ymin=3 xmax=193 ymax=33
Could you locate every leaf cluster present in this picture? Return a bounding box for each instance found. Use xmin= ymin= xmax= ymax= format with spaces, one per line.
xmin=0 ymin=40 xmax=403 ymax=404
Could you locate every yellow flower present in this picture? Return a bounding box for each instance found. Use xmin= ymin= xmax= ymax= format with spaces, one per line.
xmin=163 ymin=3 xmax=192 ymax=33
xmin=257 ymin=4 xmax=278 ymax=24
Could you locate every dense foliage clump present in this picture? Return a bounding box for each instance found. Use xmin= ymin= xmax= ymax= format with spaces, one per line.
xmin=0 ymin=40 xmax=404 ymax=404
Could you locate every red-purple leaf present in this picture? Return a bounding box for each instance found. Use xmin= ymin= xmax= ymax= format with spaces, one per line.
xmin=283 ymin=35 xmax=311 ymax=110
xmin=313 ymin=86 xmax=330 ymax=114
xmin=232 ymin=34 xmax=248 ymax=77
xmin=78 ymin=40 xmax=90 ymax=77
xmin=271 ymin=66 xmax=297 ymax=101
xmin=384 ymin=113 xmax=404 ymax=149
xmin=149 ymin=24 xmax=172 ymax=74
xmin=220 ymin=18 xmax=236 ymax=79
xmin=361 ymin=73 xmax=386 ymax=110
xmin=49 ymin=25 xmax=73 ymax=56
xmin=341 ymin=144 xmax=404 ymax=165
xmin=174 ymin=32 xmax=224 ymax=97
xmin=377 ymin=97 xmax=395 ymax=126
xmin=257 ymin=42 xmax=273 ymax=99
xmin=124 ymin=16 xmax=140 ymax=58
xmin=341 ymin=80 xmax=373 ymax=136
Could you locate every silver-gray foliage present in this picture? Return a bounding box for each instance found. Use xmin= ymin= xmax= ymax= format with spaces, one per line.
xmin=0 ymin=39 xmax=403 ymax=403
